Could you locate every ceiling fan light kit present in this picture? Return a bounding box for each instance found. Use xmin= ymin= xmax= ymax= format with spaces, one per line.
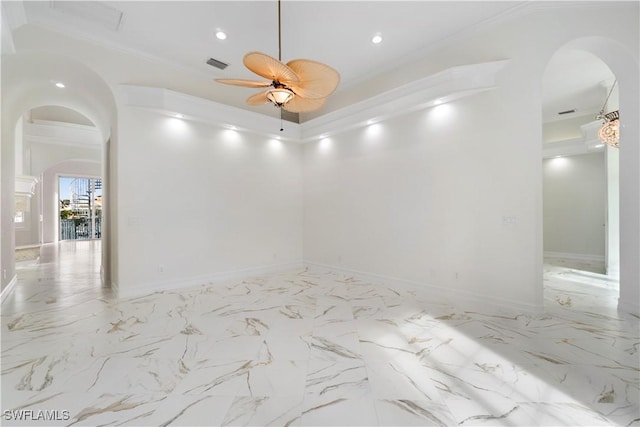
xmin=596 ymin=80 xmax=620 ymax=148
xmin=215 ymin=0 xmax=339 ymax=114
xmin=266 ymin=88 xmax=294 ymax=106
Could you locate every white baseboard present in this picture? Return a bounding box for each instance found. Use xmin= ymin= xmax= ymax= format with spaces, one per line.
xmin=116 ymin=261 xmax=304 ymax=299
xmin=15 ymin=244 xmax=42 ymax=250
xmin=544 ymin=251 xmax=605 ymax=262
xmin=303 ymin=261 xmax=543 ymax=314
xmin=1 ymin=274 xmax=18 ymax=305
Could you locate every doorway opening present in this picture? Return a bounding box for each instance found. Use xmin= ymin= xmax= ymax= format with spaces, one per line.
xmin=59 ymin=176 xmax=103 ymax=240
xmin=541 ymin=48 xmax=619 ymax=310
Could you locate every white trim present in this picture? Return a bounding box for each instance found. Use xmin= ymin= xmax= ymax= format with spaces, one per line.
xmin=1 ymin=275 xmax=18 ymax=305
xmin=119 ymin=85 xmax=301 ymax=142
xmin=300 ymin=60 xmax=508 ymax=142
xmin=120 ymin=59 xmax=507 ymax=144
xmin=15 ymin=175 xmax=39 ymax=196
xmin=544 ymin=251 xmax=605 ymax=263
xmin=16 ymin=244 xmax=41 ymax=250
xmin=24 ymin=120 xmax=102 ymax=149
xmin=303 ymin=261 xmax=543 ymax=315
xmin=115 ymin=261 xmax=304 ymax=299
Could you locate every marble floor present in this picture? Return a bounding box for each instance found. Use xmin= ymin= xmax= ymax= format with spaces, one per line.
xmin=1 ymin=241 xmax=638 ymax=426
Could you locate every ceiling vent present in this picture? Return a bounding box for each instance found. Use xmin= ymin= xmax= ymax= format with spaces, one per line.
xmin=207 ymin=58 xmax=229 ymax=70
xmin=51 ymin=1 xmax=124 ymax=31
xmin=558 ymin=109 xmax=576 ymax=115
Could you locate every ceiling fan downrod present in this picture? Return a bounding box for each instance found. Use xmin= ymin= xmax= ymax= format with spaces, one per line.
xmin=277 ymin=0 xmax=282 ymax=62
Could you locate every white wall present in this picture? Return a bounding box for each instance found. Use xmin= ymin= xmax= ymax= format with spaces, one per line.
xmin=26 ymin=141 xmax=101 ymax=177
xmin=543 ymin=115 xmax=596 ymax=143
xmin=543 ymin=153 xmax=606 ymax=259
xmin=115 ymin=108 xmax=303 ymax=296
xmin=303 ymin=3 xmax=639 ymax=312
xmin=606 ymin=146 xmax=620 ymax=276
xmin=304 ymin=90 xmax=542 ymax=310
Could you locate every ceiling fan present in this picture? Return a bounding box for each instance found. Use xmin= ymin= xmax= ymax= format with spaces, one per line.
xmin=215 ymin=0 xmax=340 ymax=114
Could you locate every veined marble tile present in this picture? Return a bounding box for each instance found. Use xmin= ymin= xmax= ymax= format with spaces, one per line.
xmin=2 ymin=244 xmax=638 ymax=427
xmin=259 ymin=330 xmax=312 ymax=361
xmin=374 ymin=399 xmax=457 ymax=426
xmin=173 ymin=359 xmax=254 ymax=396
xmin=509 ymin=362 xmax=640 ymax=406
xmin=299 ymin=395 xmax=379 ymax=426
xmin=119 ymin=393 xmax=234 ymax=426
xmin=516 ymin=401 xmax=622 ymax=426
xmin=365 ymin=353 xmax=441 ymax=401
xmin=305 ymin=357 xmax=370 ymax=400
xmin=314 ymin=297 xmax=354 ymax=321
xmin=444 ymin=394 xmax=536 ymax=426
xmin=220 ymin=396 xmax=303 ymax=426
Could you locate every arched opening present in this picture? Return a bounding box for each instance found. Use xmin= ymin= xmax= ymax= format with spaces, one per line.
xmin=539 ymin=37 xmax=640 ymax=315
xmin=541 ymin=49 xmax=619 ymax=310
xmin=1 ymin=52 xmax=118 ymax=299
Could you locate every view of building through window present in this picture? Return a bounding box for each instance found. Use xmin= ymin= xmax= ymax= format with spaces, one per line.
xmin=59 ymin=176 xmax=102 ymax=240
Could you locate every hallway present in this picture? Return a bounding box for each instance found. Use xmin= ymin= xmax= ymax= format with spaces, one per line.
xmin=1 ymin=241 xmax=638 ymax=426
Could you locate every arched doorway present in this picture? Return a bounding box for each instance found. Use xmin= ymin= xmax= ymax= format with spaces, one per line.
xmin=539 ymin=37 xmax=640 ymax=315
xmin=1 ymin=52 xmax=118 ymax=297
xmin=541 ymin=48 xmax=619 ymax=309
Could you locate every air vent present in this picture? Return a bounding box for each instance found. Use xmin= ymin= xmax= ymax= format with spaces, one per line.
xmin=558 ymin=109 xmax=576 ymax=115
xmin=207 ymin=58 xmax=229 ymax=70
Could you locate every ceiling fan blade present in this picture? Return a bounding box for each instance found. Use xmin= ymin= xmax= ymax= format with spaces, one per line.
xmin=286 ymin=59 xmax=340 ymax=99
xmin=282 ymin=96 xmax=327 ymax=113
xmin=244 ymin=52 xmax=300 ymax=86
xmin=215 ymin=78 xmax=272 ymax=88
xmin=246 ymin=91 xmax=270 ymax=106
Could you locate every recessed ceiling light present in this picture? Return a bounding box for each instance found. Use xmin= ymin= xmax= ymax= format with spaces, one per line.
xmin=174 ymin=113 xmax=184 ymax=119
xmin=371 ymin=34 xmax=383 ymax=44
xmin=55 ymin=82 xmax=65 ymax=88
xmin=216 ymin=31 xmax=227 ymax=40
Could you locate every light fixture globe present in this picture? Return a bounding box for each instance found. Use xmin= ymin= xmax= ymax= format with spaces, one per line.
xmin=266 ymin=88 xmax=294 ymax=107
xmin=598 ymin=117 xmax=620 ymax=148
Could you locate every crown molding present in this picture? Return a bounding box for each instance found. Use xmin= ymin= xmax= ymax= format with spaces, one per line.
xmin=120 ymin=59 xmax=508 ymax=144
xmin=119 ymin=85 xmax=302 ymax=141
xmin=24 ymin=120 xmax=102 ymax=149
xmin=300 ymin=59 xmax=509 ymax=141
xmin=542 ymin=119 xmax=606 ymax=158
xmin=15 ymin=175 xmax=39 ymax=197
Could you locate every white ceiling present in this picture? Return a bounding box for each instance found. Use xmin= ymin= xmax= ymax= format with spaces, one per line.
xmin=543 ymin=49 xmax=615 ymax=123
xmin=4 ymin=0 xmax=616 ymax=126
